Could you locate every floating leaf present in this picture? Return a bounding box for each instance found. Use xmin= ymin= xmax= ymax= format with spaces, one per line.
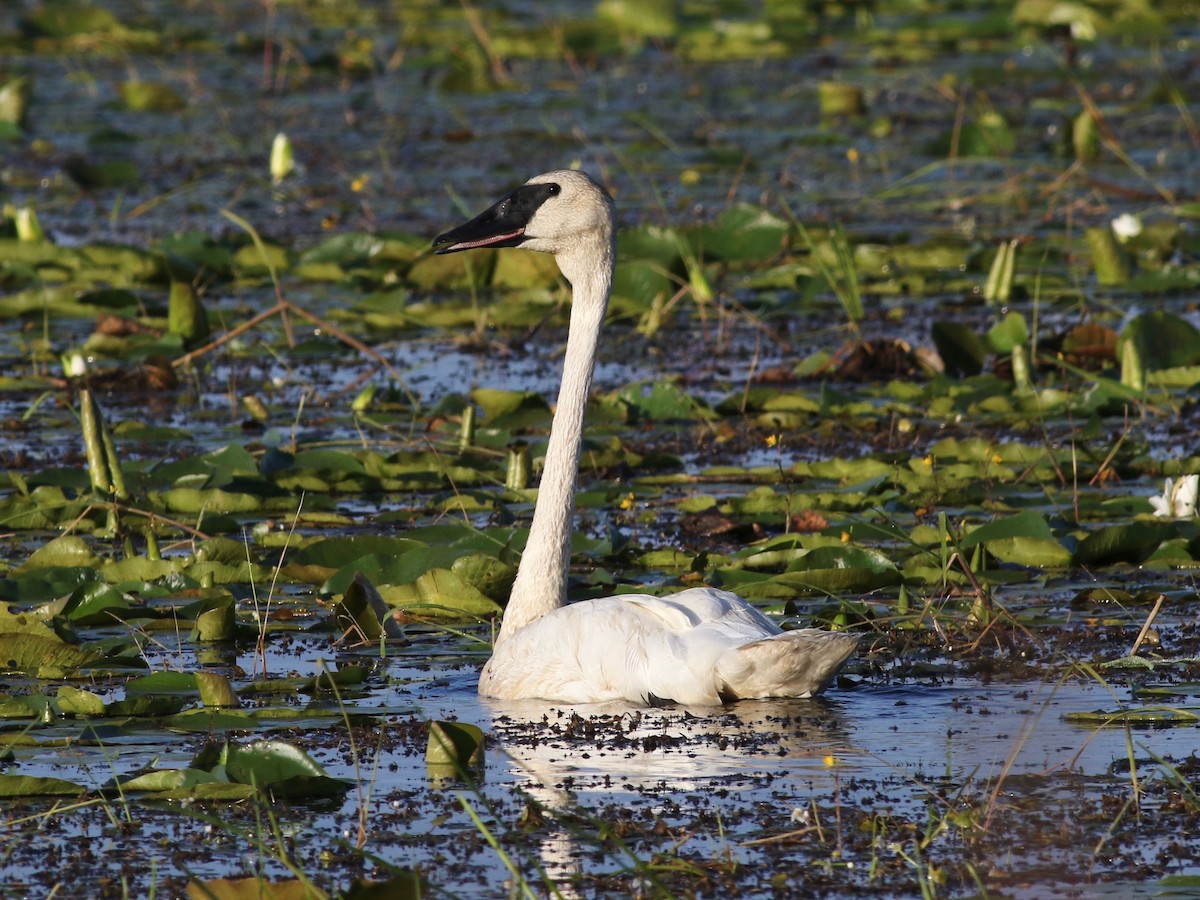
xmin=222 ymin=739 xmax=351 ymax=798
xmin=57 ymin=685 xmax=106 ymax=717
xmin=931 ymin=321 xmax=986 ymax=377
xmin=777 ymin=546 xmax=902 ymax=594
xmin=15 ymin=535 xmax=100 ymax=572
xmin=1074 ymin=522 xmax=1175 ymax=567
xmin=407 ymin=249 xmax=495 ymax=290
xmin=191 ymin=596 xmax=237 ymax=642
xmin=298 ymin=665 xmax=367 ymax=693
xmin=817 ymin=81 xmax=865 ymax=117
xmin=380 ymin=569 xmax=502 ymax=620
xmin=0 ymin=774 xmax=86 ymax=797
xmin=162 ymin=488 xmax=263 ymax=514
xmin=107 ymin=695 xmax=187 ymax=717
xmin=985 ymin=312 xmax=1028 ymax=354
xmin=343 ymin=872 xmax=426 ymax=900
xmin=612 ymin=258 xmax=674 ymax=310
xmin=1119 ymin=311 xmax=1200 ymax=372
xmin=492 ymin=248 xmax=560 ymax=289
xmin=125 ymin=672 xmax=199 ymax=694
xmin=115 ymin=767 xmax=223 ymax=794
xmin=1064 ymin=707 xmax=1198 ymax=726
xmin=695 ymin=205 xmax=789 ymax=262
xmin=0 ymin=634 xmax=101 ymax=673
xmin=450 ymin=554 xmax=516 ymax=601
xmin=985 ymin=536 xmax=1072 ymax=568
xmin=168 ymin=281 xmax=209 ymax=347
xmin=196 ymin=672 xmax=240 ymax=709
xmin=186 ymin=877 xmax=327 ymax=900
xmin=471 ymin=387 xmax=548 ymax=422
xmin=22 ymin=6 xmax=122 ymax=38
xmin=426 ymin=720 xmax=485 ymax=771
xmin=616 ymin=380 xmax=699 ymax=422
xmin=333 ymin=572 xmax=387 ymax=642
xmin=120 ymin=81 xmax=186 ymax=113
xmin=960 ymin=511 xmax=1054 ymax=549
xmin=59 ymin=581 xmax=133 ymax=625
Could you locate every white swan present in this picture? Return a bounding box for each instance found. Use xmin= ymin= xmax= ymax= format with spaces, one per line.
xmin=434 ymin=170 xmax=858 ymax=705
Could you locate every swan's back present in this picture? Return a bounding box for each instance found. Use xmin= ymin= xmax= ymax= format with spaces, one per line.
xmin=480 ymin=587 xmax=858 ymax=706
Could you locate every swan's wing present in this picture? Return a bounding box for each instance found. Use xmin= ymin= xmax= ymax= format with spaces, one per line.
xmin=481 ymin=588 xmax=794 ymax=705
xmin=714 ymin=629 xmax=860 ymax=700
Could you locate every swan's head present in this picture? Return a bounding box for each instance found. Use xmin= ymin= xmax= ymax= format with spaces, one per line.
xmin=433 ymin=170 xmax=614 ymax=259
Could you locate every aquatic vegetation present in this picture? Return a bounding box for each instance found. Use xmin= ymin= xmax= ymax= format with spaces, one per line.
xmin=0 ymin=0 xmax=1198 ymax=895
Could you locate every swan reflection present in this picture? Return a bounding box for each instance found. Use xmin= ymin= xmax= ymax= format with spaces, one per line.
xmin=481 ymin=697 xmax=857 ymax=893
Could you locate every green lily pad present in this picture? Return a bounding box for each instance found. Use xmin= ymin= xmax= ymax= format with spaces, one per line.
xmin=161 ymin=488 xmax=263 ymax=514
xmin=196 ymin=672 xmax=240 ymax=709
xmin=120 ymin=81 xmax=186 ymax=112
xmin=492 ymin=248 xmax=561 ymax=289
xmin=1074 ymin=522 xmax=1175 ymax=567
xmin=184 ymin=876 xmax=325 ymax=899
xmin=0 ymin=774 xmax=86 ymax=797
xmin=931 ymin=321 xmax=986 ymax=377
xmin=107 ymin=695 xmax=188 ymax=718
xmin=15 ymin=535 xmax=100 ymax=572
xmin=114 ymin=767 xmax=224 ymax=794
xmin=125 ymin=672 xmax=199 ymax=694
xmin=985 ymin=536 xmax=1073 ymax=568
xmin=1120 ymin=311 xmax=1200 ymax=371
xmin=986 ymin=311 xmax=1028 ymax=353
xmin=222 ymin=739 xmax=351 ymax=798
xmin=426 ymin=720 xmax=485 ymax=770
xmin=616 ymin=380 xmax=700 ymax=421
xmin=57 ymin=685 xmax=107 ymax=716
xmin=60 ymin=581 xmax=134 ymax=625
xmin=0 ymin=633 xmax=101 ymax=673
xmin=696 ymin=204 xmax=789 ymax=263
xmin=380 ymin=568 xmax=502 ymax=620
xmin=1064 ymin=707 xmax=1199 ymax=726
xmin=960 ymin=510 xmax=1055 ymax=549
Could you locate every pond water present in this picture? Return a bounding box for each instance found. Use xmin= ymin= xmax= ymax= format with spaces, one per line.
xmin=3 ymin=0 xmax=1200 ymax=897
xmin=9 ymin=635 xmax=1200 ymax=897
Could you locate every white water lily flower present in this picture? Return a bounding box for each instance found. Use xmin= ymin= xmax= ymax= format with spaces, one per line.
xmin=1149 ymin=475 xmax=1199 ymax=518
xmin=1111 ymin=213 xmax=1142 ymax=242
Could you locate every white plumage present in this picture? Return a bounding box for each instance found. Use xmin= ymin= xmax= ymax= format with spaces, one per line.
xmin=434 ymin=170 xmax=858 ymax=705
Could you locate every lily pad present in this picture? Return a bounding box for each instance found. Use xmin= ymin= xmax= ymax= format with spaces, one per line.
xmin=695 ymin=205 xmax=789 ymax=262
xmin=380 ymin=568 xmax=503 ymax=620
xmin=0 ymin=774 xmax=86 ymax=797
xmin=119 ymin=81 xmax=186 ymax=112
xmin=0 ymin=633 xmax=101 ymax=673
xmin=426 ymin=720 xmax=485 ymax=770
xmin=1074 ymin=522 xmax=1175 ymax=567
xmin=222 ymin=739 xmax=351 ymax=798
xmin=1120 ymin=311 xmax=1200 ymax=372
xmin=1064 ymin=707 xmax=1199 ymax=726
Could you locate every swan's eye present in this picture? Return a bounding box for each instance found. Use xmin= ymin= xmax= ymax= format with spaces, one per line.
xmin=546 ymin=183 xmax=561 ymax=196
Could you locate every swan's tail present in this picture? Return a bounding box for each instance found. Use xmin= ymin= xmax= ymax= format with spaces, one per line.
xmin=715 ymin=629 xmax=859 ymax=701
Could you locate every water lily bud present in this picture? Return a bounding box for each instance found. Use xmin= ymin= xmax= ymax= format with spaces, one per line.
xmin=15 ymin=206 xmax=44 ymax=242
xmin=62 ymin=352 xmax=87 ymax=377
xmin=270 ymin=131 xmax=294 ymax=184
xmin=352 ymin=384 xmax=377 ymax=413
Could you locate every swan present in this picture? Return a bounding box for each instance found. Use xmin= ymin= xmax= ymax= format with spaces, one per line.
xmin=433 ymin=170 xmax=858 ymax=705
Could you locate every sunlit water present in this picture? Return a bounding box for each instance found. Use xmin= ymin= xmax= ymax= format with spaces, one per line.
xmin=10 ymin=636 xmax=1197 ymax=897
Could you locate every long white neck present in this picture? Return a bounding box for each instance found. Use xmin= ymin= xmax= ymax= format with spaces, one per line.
xmin=497 ymin=231 xmax=615 ymax=643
